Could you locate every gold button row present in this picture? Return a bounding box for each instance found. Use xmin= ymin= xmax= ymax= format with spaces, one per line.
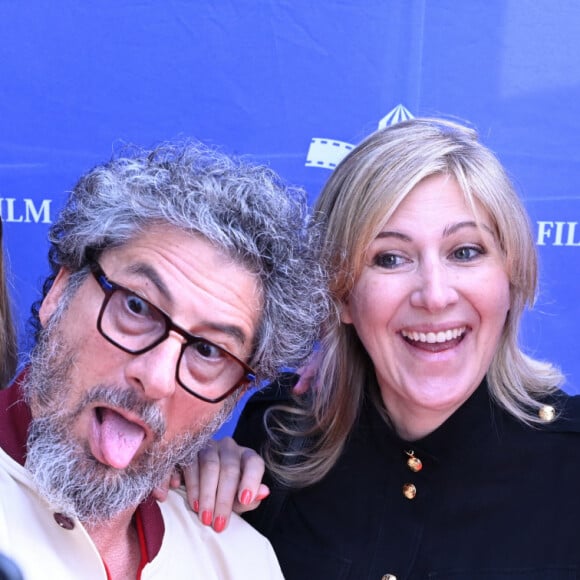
xmin=403 ymin=450 xmax=421 ymax=500
xmin=400 ymin=405 xmax=556 ymax=502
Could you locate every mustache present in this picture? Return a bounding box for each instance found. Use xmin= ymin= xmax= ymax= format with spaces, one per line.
xmin=63 ymin=385 xmax=167 ymax=441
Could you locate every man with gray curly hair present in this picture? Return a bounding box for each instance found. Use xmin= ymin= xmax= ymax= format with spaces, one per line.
xmin=0 ymin=142 xmax=328 ymax=579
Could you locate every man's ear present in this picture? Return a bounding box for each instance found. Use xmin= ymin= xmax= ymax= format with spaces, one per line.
xmin=38 ymin=268 xmax=71 ymax=327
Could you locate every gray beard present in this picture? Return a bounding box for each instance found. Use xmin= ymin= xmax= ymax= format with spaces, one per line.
xmin=22 ymin=310 xmax=232 ymax=525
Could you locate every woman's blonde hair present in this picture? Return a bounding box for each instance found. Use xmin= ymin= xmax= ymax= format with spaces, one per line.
xmin=265 ymin=118 xmax=563 ymax=487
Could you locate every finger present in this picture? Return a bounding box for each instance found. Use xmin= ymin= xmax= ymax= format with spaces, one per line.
xmin=292 ymin=374 xmax=311 ymax=395
xmin=196 ymin=440 xmax=222 ymax=526
xmin=151 ymin=472 xmax=172 ymax=502
xmin=256 ymin=484 xmax=270 ymax=502
xmin=212 ymin=441 xmax=267 ymax=531
xmin=182 ymin=457 xmax=201 ymax=512
xmin=169 ymin=469 xmax=182 ymax=489
xmin=236 ymin=447 xmax=266 ymax=507
xmin=234 ymin=483 xmax=270 ymax=514
xmin=210 ymin=437 xmax=245 ymax=532
xmin=293 ymin=350 xmax=321 ymax=394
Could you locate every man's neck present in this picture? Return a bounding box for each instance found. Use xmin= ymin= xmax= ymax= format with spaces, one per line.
xmin=84 ymin=507 xmax=142 ymax=580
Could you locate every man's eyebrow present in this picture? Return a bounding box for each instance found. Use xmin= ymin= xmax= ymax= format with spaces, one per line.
xmin=127 ymin=262 xmax=171 ymax=302
xmin=201 ymin=322 xmax=247 ymax=346
xmin=126 ymin=262 xmax=248 ymax=346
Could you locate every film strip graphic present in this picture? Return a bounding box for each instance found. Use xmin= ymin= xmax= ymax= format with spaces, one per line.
xmin=305 ymin=104 xmax=414 ymax=170
xmin=305 ymin=139 xmax=354 ymax=170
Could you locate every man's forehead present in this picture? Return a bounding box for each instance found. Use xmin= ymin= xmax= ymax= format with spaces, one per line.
xmin=98 ymin=228 xmax=262 ymax=347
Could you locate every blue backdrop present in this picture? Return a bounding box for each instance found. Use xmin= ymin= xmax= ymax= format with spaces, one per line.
xmin=1 ymin=1 xmax=579 ymax=399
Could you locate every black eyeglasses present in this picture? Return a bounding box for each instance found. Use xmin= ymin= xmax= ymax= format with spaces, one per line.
xmin=90 ymin=263 xmax=256 ymax=403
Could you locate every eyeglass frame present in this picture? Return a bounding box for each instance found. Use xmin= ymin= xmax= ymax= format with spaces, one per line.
xmin=89 ymin=262 xmax=256 ymax=403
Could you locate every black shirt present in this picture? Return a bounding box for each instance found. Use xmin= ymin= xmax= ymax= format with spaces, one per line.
xmin=235 ymin=378 xmax=580 ymax=579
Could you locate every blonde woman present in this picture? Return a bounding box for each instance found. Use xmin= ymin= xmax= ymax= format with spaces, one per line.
xmin=188 ymin=119 xmax=580 ymax=579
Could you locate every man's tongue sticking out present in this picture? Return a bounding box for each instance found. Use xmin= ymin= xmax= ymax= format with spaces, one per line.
xmin=93 ymin=408 xmax=146 ymax=469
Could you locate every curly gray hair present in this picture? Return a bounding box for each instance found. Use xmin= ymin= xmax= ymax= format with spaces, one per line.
xmin=31 ymin=142 xmax=329 ymax=382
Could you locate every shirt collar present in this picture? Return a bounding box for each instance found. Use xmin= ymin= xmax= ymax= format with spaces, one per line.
xmin=365 ymin=380 xmax=496 ymax=463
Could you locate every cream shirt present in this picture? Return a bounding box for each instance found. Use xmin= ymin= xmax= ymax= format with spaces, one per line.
xmin=0 ymin=447 xmax=284 ymax=579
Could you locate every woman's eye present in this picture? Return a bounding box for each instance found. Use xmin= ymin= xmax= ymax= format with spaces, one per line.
xmin=453 ymin=246 xmax=483 ymax=261
xmin=373 ymin=253 xmax=406 ymax=269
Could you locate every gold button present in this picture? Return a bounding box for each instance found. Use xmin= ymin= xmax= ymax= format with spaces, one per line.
xmin=382 ymin=575 xmax=397 ymax=580
xmin=538 ymin=404 xmax=555 ymax=422
xmin=402 ymin=483 xmax=416 ymax=499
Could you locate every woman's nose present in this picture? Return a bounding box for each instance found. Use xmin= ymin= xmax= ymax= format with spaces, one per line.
xmin=410 ymin=261 xmax=459 ymax=312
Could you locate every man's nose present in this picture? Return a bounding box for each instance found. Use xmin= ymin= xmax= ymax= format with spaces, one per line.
xmin=124 ymin=332 xmax=184 ymax=400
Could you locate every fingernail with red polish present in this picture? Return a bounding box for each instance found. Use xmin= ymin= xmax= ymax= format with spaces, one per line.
xmin=201 ymin=510 xmax=213 ymax=526
xmin=240 ymin=489 xmax=252 ymax=505
xmin=213 ymin=516 xmax=226 ymax=533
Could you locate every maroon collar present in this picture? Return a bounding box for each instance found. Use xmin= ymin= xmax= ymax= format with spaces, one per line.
xmin=0 ymin=372 xmax=165 ymax=561
xmin=0 ymin=372 xmax=32 ymax=465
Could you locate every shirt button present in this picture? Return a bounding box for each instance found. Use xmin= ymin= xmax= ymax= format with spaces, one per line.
xmin=405 ymin=450 xmax=423 ymax=472
xmin=53 ymin=513 xmax=75 ymax=530
xmin=382 ymin=575 xmax=397 ymax=580
xmin=402 ymin=483 xmax=416 ymax=499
